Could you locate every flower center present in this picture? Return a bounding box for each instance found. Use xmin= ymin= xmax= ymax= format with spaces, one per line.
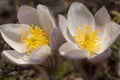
xmin=21 ymin=25 xmax=50 ymax=52
xmin=74 ymin=25 xmax=100 ymax=55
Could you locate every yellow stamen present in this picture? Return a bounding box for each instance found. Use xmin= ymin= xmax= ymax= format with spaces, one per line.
xmin=74 ymin=25 xmax=100 ymax=55
xmin=21 ymin=25 xmax=50 ymax=52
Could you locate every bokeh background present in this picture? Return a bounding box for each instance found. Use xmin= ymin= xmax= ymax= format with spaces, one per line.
xmin=0 ymin=0 xmax=120 ymax=80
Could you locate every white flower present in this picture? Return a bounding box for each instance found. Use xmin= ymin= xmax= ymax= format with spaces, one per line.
xmin=0 ymin=4 xmax=64 ymax=65
xmin=59 ymin=2 xmax=120 ymax=63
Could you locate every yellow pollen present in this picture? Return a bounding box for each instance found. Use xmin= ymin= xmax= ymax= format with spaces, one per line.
xmin=21 ymin=25 xmax=50 ymax=52
xmin=74 ymin=25 xmax=100 ymax=55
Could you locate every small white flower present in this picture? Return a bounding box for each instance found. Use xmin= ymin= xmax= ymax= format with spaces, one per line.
xmin=59 ymin=2 xmax=120 ymax=63
xmin=0 ymin=4 xmax=63 ymax=65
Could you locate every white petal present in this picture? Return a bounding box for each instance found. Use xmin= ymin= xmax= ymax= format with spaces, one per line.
xmin=97 ymin=24 xmax=109 ymax=39
xmin=29 ymin=45 xmax=50 ymax=64
xmin=95 ymin=7 xmax=110 ymax=38
xmin=95 ymin=7 xmax=111 ymax=38
xmin=88 ymin=48 xmax=111 ymax=64
xmin=37 ymin=4 xmax=56 ymax=33
xmin=63 ymin=49 xmax=90 ymax=59
xmin=95 ymin=7 xmax=110 ymax=27
xmin=59 ymin=42 xmax=78 ymax=55
xmin=50 ymin=27 xmax=65 ymax=54
xmin=2 ymin=50 xmax=30 ymax=65
xmin=108 ymin=22 xmax=120 ymax=42
xmin=17 ymin=6 xmax=40 ymax=26
xmin=0 ymin=24 xmax=30 ymax=53
xmin=68 ymin=2 xmax=95 ymax=35
xmin=96 ymin=23 xmax=109 ymax=39
xmin=97 ymin=32 xmax=111 ymax=53
xmin=59 ymin=42 xmax=89 ymax=59
xmin=98 ymin=21 xmax=120 ymax=53
xmin=95 ymin=7 xmax=111 ymax=26
xmin=58 ymin=15 xmax=75 ymax=42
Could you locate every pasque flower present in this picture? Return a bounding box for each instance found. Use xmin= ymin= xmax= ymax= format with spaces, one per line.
xmin=59 ymin=2 xmax=120 ymax=63
xmin=0 ymin=4 xmax=64 ymax=65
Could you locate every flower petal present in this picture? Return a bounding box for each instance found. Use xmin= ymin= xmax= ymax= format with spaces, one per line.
xmin=68 ymin=2 xmax=95 ymax=35
xmin=58 ymin=15 xmax=75 ymax=42
xmin=95 ymin=7 xmax=110 ymax=27
xmin=17 ymin=6 xmax=40 ymax=26
xmin=0 ymin=24 xmax=30 ymax=53
xmin=95 ymin=7 xmax=111 ymax=38
xmin=97 ymin=22 xmax=120 ymax=53
xmin=37 ymin=4 xmax=56 ymax=33
xmin=59 ymin=42 xmax=89 ymax=59
xmin=98 ymin=21 xmax=120 ymax=53
xmin=88 ymin=48 xmax=111 ymax=64
xmin=50 ymin=27 xmax=65 ymax=54
xmin=97 ymin=32 xmax=111 ymax=53
xmin=108 ymin=22 xmax=120 ymax=42
xmin=63 ymin=49 xmax=90 ymax=59
xmin=59 ymin=42 xmax=79 ymax=55
xmin=29 ymin=45 xmax=50 ymax=64
xmin=2 ymin=50 xmax=30 ymax=65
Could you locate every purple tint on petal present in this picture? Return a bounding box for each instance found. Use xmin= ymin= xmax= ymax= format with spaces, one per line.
xmin=17 ymin=6 xmax=40 ymax=26
xmin=95 ymin=7 xmax=110 ymax=27
xmin=88 ymin=48 xmax=112 ymax=64
xmin=50 ymin=27 xmax=66 ymax=54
